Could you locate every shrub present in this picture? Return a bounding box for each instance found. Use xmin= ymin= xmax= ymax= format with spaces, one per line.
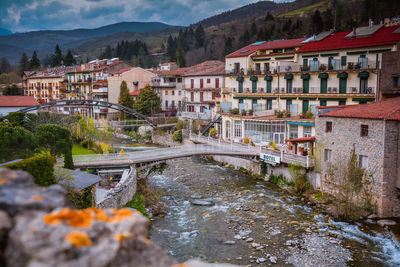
xmin=175 ymin=120 xmax=187 ymax=130
xmin=172 ymin=129 xmax=183 ymax=142
xmin=288 ymin=163 xmax=310 ymax=194
xmin=230 ymin=108 xmax=239 ymax=115
xmin=275 ymin=110 xmax=284 ymax=118
xmin=6 ymin=153 xmax=56 ymax=186
xmin=269 ymin=141 xmax=279 ymax=151
xmin=209 ymin=128 xmax=217 ymax=137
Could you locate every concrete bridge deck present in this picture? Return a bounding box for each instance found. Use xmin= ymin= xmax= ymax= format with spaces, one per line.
xmin=73 ymin=135 xmax=313 ymax=168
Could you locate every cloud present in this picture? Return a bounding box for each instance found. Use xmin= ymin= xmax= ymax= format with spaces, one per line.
xmin=0 ymin=0 xmax=293 ymax=32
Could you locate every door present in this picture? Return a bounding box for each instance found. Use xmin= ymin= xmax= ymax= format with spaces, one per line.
xmin=339 ymin=78 xmax=347 ymax=94
xmin=191 ymin=92 xmax=194 ymax=101
xmin=273 ymin=133 xmax=281 ymax=145
xmin=302 ymin=100 xmax=309 ymax=114
xmin=238 ymin=81 xmax=243 ymax=93
xmin=252 ymin=81 xmax=257 ymax=93
xmin=287 ymin=79 xmax=292 ymax=93
xmin=200 ymin=79 xmax=204 ymax=88
xmin=191 ymin=79 xmax=194 ymax=88
xmin=303 ymin=79 xmax=309 ymax=93
xmin=320 ymin=78 xmax=327 ymax=94
xmin=266 ymin=80 xmax=272 ymax=93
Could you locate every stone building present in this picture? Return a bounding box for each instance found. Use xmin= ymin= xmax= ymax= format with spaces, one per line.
xmin=315 ymin=97 xmax=400 ymax=217
xmin=379 ymin=49 xmax=400 ymax=99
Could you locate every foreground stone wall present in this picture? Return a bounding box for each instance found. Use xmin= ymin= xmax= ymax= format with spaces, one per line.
xmin=0 ymin=168 xmax=239 ymax=267
xmin=96 ymin=167 xmax=137 ymax=209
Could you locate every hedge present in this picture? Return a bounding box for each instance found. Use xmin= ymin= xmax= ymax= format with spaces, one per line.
xmin=6 ymin=154 xmax=56 ymax=186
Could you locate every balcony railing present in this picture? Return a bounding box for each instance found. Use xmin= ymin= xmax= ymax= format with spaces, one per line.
xmin=151 ymin=81 xmax=176 ymax=87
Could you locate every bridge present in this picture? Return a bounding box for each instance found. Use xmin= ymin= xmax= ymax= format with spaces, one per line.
xmin=18 ymin=100 xmax=157 ymax=127
xmin=73 ymin=134 xmax=313 ymax=169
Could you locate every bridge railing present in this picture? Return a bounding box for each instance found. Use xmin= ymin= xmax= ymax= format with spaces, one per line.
xmin=189 ymin=133 xmax=313 ymax=168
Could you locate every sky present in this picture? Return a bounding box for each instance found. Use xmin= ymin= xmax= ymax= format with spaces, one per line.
xmin=0 ymin=0 xmax=289 ymax=33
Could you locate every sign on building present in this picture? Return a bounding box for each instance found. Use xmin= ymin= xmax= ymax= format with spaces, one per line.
xmin=260 ymin=153 xmax=280 ymax=164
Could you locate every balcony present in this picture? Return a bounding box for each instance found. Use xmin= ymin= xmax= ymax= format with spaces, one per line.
xmin=151 ymin=81 xmax=176 ymax=87
xmin=92 ymin=87 xmax=108 ymax=94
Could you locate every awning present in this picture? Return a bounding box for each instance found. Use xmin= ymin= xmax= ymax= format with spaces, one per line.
xmin=300 ymin=74 xmax=310 ymax=79
xmin=358 ymin=72 xmax=369 ymax=78
xmin=284 ymin=74 xmax=293 ymax=80
xmin=286 ymin=121 xmax=315 ymax=126
xmin=302 ymin=54 xmax=319 ymax=58
xmin=250 ymin=76 xmax=258 ymax=81
xmin=236 ymin=77 xmax=244 ymax=82
xmin=320 ymin=53 xmax=339 ymax=57
xmin=264 ymin=76 xmax=273 ymax=81
xmin=337 ymin=72 xmax=348 ymax=78
xmin=253 ymin=57 xmax=271 ymax=61
xmin=285 ymin=136 xmax=316 ymax=143
xmin=318 ymin=73 xmax=329 ymax=79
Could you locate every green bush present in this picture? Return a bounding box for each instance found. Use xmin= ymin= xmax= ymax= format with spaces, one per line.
xmin=172 ymin=129 xmax=183 ymax=142
xmin=125 ymin=193 xmax=149 ymax=218
xmin=288 ymin=163 xmax=310 ymax=194
xmin=0 ymin=124 xmax=37 ymax=163
xmin=175 ymin=120 xmax=187 ymax=130
xmin=6 ymin=154 xmax=56 ymax=186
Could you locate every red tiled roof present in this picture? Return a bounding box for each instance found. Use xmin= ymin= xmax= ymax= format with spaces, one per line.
xmin=0 ymin=96 xmax=38 ymax=107
xmin=111 ymin=67 xmax=135 ymax=75
xmin=226 ymin=38 xmax=306 ymax=58
xmin=160 ymin=61 xmax=225 ymax=77
xmin=298 ymin=25 xmax=400 ymax=53
xmin=130 ymin=89 xmax=141 ymax=96
xmin=285 ymin=136 xmax=316 ymax=143
xmin=319 ymin=97 xmax=400 ymax=121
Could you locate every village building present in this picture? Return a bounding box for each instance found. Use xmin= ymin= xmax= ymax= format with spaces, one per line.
xmin=378 ymin=48 xmax=400 ymax=99
xmin=182 ymin=61 xmax=224 ymax=121
xmin=315 ymin=97 xmax=400 ymax=217
xmin=107 ymin=67 xmax=156 ymax=118
xmin=24 ymin=67 xmax=72 ymax=103
xmin=0 ymin=95 xmax=38 ymax=116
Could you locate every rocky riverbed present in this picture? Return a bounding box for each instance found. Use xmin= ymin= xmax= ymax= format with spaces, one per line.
xmin=148 ymin=157 xmax=400 ymax=266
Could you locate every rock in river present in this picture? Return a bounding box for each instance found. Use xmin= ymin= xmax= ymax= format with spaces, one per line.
xmin=190 ymin=199 xmax=215 ymax=206
xmin=377 ymin=219 xmax=396 ymax=227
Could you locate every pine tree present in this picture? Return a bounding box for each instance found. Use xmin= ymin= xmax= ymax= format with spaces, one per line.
xmin=29 ymin=51 xmax=41 ymax=70
xmin=195 ymin=24 xmax=205 ymax=48
xmin=312 ymin=10 xmax=324 ymax=33
xmin=64 ymin=49 xmax=75 ymax=66
xmin=133 ymin=85 xmax=161 ymax=116
xmin=51 ymin=44 xmax=63 ymax=67
xmin=18 ymin=52 xmax=29 ymax=75
xmin=103 ymin=45 xmax=113 ymax=59
xmin=176 ymin=44 xmax=186 ymax=67
xmin=118 ymin=81 xmax=134 ymax=120
xmin=223 ymin=37 xmax=233 ymax=57
xmin=167 ymin=35 xmax=177 ymax=61
xmin=250 ymin=22 xmax=258 ymax=36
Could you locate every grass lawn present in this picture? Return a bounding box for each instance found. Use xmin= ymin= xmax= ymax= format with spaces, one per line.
xmin=72 ymin=144 xmax=95 ymax=155
xmin=279 ymin=0 xmax=328 ymax=18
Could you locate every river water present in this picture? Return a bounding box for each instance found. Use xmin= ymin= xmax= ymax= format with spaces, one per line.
xmin=148 ymin=157 xmax=400 ymax=266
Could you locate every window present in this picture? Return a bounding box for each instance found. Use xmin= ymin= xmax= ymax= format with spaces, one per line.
xmin=255 ymin=63 xmax=261 ymax=72
xmin=326 ymin=121 xmax=332 ymax=132
xmin=225 ymin=121 xmax=231 ymax=139
xmin=177 ymin=77 xmax=182 ymax=83
xmin=234 ymin=63 xmax=240 ymax=73
xmin=200 ymin=92 xmax=204 ymax=101
xmin=178 ymin=101 xmax=181 ymax=107
xmin=360 ymin=78 xmax=368 ymax=93
xmin=172 ymin=90 xmax=175 ymax=95
xmin=289 ymin=125 xmax=298 ymax=139
xmin=200 ymin=79 xmax=204 ymax=88
xmin=393 ymin=76 xmax=400 ymax=88
xmin=171 ymin=100 xmax=175 ymax=107
xmin=310 ymin=58 xmax=319 ymax=71
xmin=361 ymin=124 xmax=368 ymax=137
xmin=165 ymin=100 xmax=168 ymax=108
xmin=264 ymin=63 xmax=270 ymax=72
xmin=191 ymin=79 xmax=194 ymax=88
xmin=359 ymin=155 xmax=368 ymax=169
xmin=178 ymin=90 xmax=181 ymax=96
xmin=341 ymin=56 xmax=347 ymax=66
xmin=234 ymin=120 xmax=242 ymax=137
xmin=267 ymin=99 xmax=272 ymax=110
xmin=165 ymin=91 xmax=168 ymax=95
xmin=304 ymin=126 xmax=312 ymax=137
xmin=215 ymin=78 xmax=219 ymax=88
xmin=324 ymin=149 xmax=332 ymax=162
xmin=207 ymin=78 xmax=211 ymax=83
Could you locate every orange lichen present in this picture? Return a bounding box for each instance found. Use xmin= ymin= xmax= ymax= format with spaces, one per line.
xmin=10 ymin=173 xmax=18 ymax=179
xmin=0 ymin=178 xmax=7 ymax=185
xmin=30 ymin=195 xmax=44 ymax=201
xmin=44 ymin=207 xmax=135 ymax=227
xmin=171 ymin=264 xmax=187 ymax=267
xmin=114 ymin=232 xmax=132 ymax=243
xmin=65 ymin=231 xmax=92 ymax=247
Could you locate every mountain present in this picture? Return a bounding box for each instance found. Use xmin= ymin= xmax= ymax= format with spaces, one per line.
xmin=0 ymin=21 xmax=178 ymax=63
xmin=0 ymin=28 xmax=12 ymax=36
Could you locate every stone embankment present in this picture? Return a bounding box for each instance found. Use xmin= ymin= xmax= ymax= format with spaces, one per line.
xmin=0 ymin=168 xmax=238 ymax=267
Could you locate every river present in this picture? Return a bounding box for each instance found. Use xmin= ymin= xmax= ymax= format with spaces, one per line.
xmin=147 ymin=157 xmax=400 ymax=266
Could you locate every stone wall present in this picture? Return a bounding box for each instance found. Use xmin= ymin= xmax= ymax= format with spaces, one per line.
xmin=212 ymin=155 xmax=261 ymax=175
xmin=96 ymin=167 xmax=137 ymax=209
xmin=315 ymin=115 xmax=398 ymax=217
xmin=382 ymin=121 xmax=400 ymax=217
